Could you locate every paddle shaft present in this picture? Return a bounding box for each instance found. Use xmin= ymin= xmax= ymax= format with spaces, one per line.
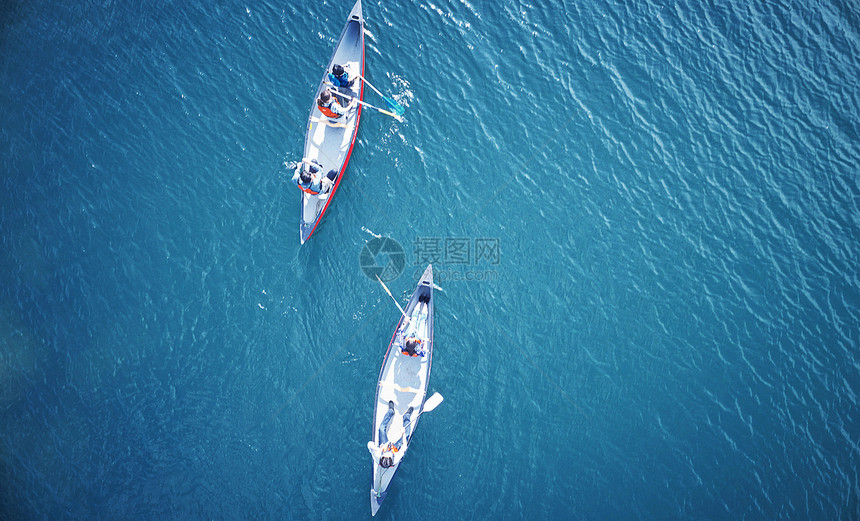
xmin=376 ymin=275 xmax=408 ymax=319
xmin=324 ymin=84 xmax=403 ymax=121
xmin=358 ymin=74 xmax=386 ymax=99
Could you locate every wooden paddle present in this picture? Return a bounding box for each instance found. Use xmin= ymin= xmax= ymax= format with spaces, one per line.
xmin=310 ymin=116 xmax=348 ymax=128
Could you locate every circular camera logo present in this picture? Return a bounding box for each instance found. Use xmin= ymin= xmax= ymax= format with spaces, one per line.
xmin=360 ymin=237 xmax=406 ymax=282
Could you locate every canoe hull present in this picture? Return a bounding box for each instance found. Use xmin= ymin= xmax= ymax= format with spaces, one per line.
xmin=370 ymin=265 xmax=434 ymax=516
xmin=299 ymin=0 xmax=365 ymax=244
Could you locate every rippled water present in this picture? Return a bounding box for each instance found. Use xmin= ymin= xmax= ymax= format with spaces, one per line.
xmin=2 ymin=0 xmax=858 ymax=519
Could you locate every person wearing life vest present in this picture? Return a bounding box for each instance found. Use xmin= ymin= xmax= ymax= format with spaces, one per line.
xmin=290 ymin=159 xmax=335 ymax=195
xmin=398 ymin=294 xmax=429 ymax=356
xmin=327 ymin=63 xmax=355 ymax=88
xmin=401 ymin=336 xmax=426 ymax=357
xmin=367 ymin=400 xmax=414 ymax=468
xmin=317 ymin=88 xmax=355 ymax=119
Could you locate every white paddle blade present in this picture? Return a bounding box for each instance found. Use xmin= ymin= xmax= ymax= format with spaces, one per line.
xmin=423 ymin=392 xmax=444 ymax=413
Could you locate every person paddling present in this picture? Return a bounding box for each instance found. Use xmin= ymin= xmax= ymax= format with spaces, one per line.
xmin=367 ymin=401 xmax=414 ymax=468
xmin=401 ymin=336 xmax=426 ymax=357
xmin=328 ymin=63 xmax=355 ymax=88
xmin=398 ymin=295 xmax=429 ymax=356
xmin=317 ymin=88 xmax=355 ymax=119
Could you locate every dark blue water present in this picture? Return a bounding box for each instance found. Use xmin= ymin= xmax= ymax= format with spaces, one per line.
xmin=2 ymin=0 xmax=858 ymax=519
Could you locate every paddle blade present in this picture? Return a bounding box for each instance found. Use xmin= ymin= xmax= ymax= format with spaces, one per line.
xmin=423 ymin=392 xmax=444 ymax=412
xmin=383 ymin=96 xmax=405 ymax=116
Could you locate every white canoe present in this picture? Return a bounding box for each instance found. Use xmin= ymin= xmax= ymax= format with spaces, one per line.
xmin=369 ymin=265 xmax=435 ymax=516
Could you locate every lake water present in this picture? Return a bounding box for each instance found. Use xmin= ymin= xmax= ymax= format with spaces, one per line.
xmin=1 ymin=0 xmax=858 ymax=519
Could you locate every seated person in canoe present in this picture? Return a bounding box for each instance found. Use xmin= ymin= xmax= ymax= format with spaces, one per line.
xmin=328 ymin=63 xmax=356 ymax=88
xmin=290 ymin=159 xmax=336 ymax=195
xmin=398 ymin=295 xmax=430 ymax=357
xmin=367 ymin=401 xmax=414 ymax=468
xmin=317 ymin=88 xmax=356 ymax=120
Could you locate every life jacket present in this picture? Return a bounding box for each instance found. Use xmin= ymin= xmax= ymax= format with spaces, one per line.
xmin=384 ymin=443 xmax=399 ymax=453
xmin=329 ymin=72 xmax=350 ymax=87
xmin=297 ymin=179 xmax=320 ymax=195
xmin=401 ymin=337 xmax=423 ymax=357
xmin=318 ymin=98 xmax=341 ymax=119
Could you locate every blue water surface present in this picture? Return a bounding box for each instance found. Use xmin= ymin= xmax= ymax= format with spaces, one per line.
xmin=1 ymin=0 xmax=858 ymax=519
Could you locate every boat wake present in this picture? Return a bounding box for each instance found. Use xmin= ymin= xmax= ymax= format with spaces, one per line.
xmin=361 ymin=226 xmax=383 ymax=239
